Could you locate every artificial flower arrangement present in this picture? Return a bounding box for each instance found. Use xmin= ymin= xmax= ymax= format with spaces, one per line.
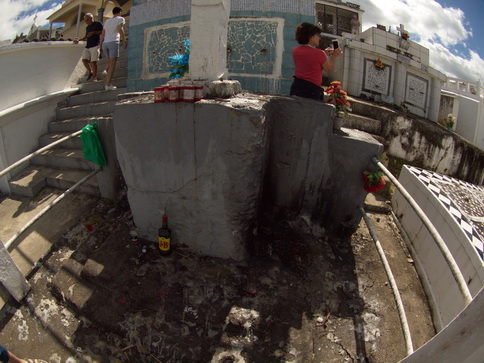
xmin=325 ymin=81 xmax=351 ymax=116
xmin=445 ymin=113 xmax=456 ymax=129
xmin=399 ymin=102 xmax=409 ymax=113
xmin=168 ymin=39 xmax=190 ymax=79
xmin=374 ymin=58 xmax=385 ymax=70
xmin=401 ymin=31 xmax=410 ymax=40
xmin=362 ymin=170 xmax=386 ymax=193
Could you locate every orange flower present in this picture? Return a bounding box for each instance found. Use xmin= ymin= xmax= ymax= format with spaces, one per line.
xmin=325 ymin=80 xmax=351 ymax=116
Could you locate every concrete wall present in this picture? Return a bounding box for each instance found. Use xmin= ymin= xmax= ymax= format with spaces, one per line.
xmin=0 ymin=42 xmax=85 ymax=111
xmin=114 ymin=94 xmax=382 ymax=260
xmin=264 ymin=97 xmax=382 ymax=234
xmin=350 ymin=101 xmax=484 ymax=186
xmin=392 ymin=166 xmax=484 ymax=330
xmin=114 ymin=95 xmax=269 ymax=260
xmin=455 ymin=97 xmax=480 ymax=147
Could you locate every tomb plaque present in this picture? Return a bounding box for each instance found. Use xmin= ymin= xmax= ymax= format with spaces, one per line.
xmin=405 ymin=73 xmax=428 ymax=109
xmin=363 ymin=59 xmax=391 ymax=95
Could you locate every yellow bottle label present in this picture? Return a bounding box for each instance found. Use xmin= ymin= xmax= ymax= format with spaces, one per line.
xmin=158 ymin=236 xmax=170 ymax=252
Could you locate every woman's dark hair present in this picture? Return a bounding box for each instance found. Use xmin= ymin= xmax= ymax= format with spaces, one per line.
xmin=295 ymin=22 xmax=322 ymax=44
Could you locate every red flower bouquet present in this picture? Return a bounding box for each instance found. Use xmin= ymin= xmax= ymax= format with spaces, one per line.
xmin=326 ymin=81 xmax=351 ymax=116
xmin=363 ymin=170 xmax=386 ymax=193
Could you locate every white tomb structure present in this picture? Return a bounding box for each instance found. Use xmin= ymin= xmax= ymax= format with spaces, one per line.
xmin=441 ymin=78 xmax=484 ymax=150
xmin=333 ymin=24 xmax=446 ymax=122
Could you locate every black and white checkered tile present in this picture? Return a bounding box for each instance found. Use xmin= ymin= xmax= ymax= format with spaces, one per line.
xmin=407 ymin=166 xmax=484 ymax=261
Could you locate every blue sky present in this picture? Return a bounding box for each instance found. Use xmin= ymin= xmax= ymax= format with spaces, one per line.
xmin=1 ymin=0 xmax=483 ymax=82
xmin=353 ymin=0 xmax=484 ymax=82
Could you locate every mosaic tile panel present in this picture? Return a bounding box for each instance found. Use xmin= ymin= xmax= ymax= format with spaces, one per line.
xmin=132 ymin=0 xmax=315 ymax=26
xmin=363 ymin=59 xmax=391 ymax=95
xmin=130 ymin=0 xmax=191 ymax=26
xmin=144 ymin=19 xmax=280 ymax=77
xmin=231 ymin=0 xmax=315 ymax=15
xmin=144 ymin=24 xmax=190 ymax=76
xmin=408 ymin=166 xmax=484 ymax=261
xmin=228 ymin=20 xmax=279 ymax=75
xmin=405 ymin=73 xmax=428 ymax=109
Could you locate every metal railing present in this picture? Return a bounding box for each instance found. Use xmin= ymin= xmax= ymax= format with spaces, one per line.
xmin=0 ymin=128 xmax=101 ymax=303
xmin=371 ymin=156 xmax=473 ymax=305
xmin=359 ymin=206 xmax=414 ymax=355
xmin=359 ymin=156 xmax=476 ymax=357
xmin=0 ymin=130 xmax=82 ymax=179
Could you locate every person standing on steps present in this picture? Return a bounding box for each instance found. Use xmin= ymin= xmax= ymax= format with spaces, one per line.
xmin=100 ymin=6 xmax=127 ymax=91
xmin=76 ymin=13 xmax=103 ymax=82
xmin=290 ymin=22 xmax=342 ymax=100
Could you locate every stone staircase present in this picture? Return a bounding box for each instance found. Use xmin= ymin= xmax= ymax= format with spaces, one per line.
xmin=343 ymin=96 xmax=387 ymax=146
xmin=8 ymin=48 xmax=128 ymax=198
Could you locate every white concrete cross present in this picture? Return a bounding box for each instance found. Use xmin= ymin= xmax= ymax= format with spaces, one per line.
xmin=189 ymin=0 xmax=231 ymax=81
xmin=397 ymin=24 xmax=405 ymax=36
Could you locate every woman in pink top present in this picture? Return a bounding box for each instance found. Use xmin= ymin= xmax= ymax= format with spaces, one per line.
xmin=290 ymin=23 xmax=342 ymax=100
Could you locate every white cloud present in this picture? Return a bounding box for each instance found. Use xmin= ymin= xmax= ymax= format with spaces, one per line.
xmin=358 ymin=0 xmax=470 ymax=45
xmin=0 ymin=0 xmax=62 ymax=41
xmin=355 ymin=0 xmax=483 ymax=82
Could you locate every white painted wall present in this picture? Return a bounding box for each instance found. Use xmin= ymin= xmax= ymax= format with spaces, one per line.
xmin=476 ymin=101 xmax=484 ymax=150
xmin=442 ymin=78 xmax=484 ymax=150
xmin=392 ymin=166 xmax=484 ymax=331
xmin=189 ymin=0 xmax=230 ymax=81
xmin=401 ymin=287 xmax=484 ymax=363
xmin=0 ymin=42 xmax=84 ymax=193
xmin=456 ymin=97 xmax=480 ymax=145
xmin=0 ymin=42 xmax=85 ymax=111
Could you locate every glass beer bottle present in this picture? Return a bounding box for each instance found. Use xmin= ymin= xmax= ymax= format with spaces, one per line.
xmin=158 ymin=214 xmax=171 ymax=255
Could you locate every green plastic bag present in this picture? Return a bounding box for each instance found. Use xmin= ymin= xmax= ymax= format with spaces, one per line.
xmin=80 ymin=123 xmax=106 ymax=167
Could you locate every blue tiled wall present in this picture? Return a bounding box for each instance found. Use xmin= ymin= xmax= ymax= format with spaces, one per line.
xmin=128 ymin=0 xmax=315 ymax=94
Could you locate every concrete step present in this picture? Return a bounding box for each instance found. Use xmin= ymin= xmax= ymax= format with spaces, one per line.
xmin=344 ymin=113 xmax=382 ymax=135
xmin=78 ymin=61 xmax=128 ymax=84
xmin=48 ymin=116 xmax=112 ymax=133
xmin=97 ymin=50 xmax=128 ymax=66
xmin=49 ymin=222 xmax=136 ymax=334
xmin=31 ymin=148 xmax=97 ymax=171
xmin=78 ymin=77 xmax=127 ymax=94
xmin=39 ymin=131 xmax=82 ymax=149
xmin=66 ymin=87 xmax=127 ymax=107
xmin=56 ymin=100 xmax=117 ymax=120
xmin=9 ymin=165 xmax=100 ymax=197
xmin=348 ymin=96 xmax=397 ymax=123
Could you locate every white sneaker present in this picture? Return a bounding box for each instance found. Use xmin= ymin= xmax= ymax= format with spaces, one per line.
xmin=101 ymin=70 xmax=108 ymax=76
xmin=105 ymin=85 xmax=117 ymax=91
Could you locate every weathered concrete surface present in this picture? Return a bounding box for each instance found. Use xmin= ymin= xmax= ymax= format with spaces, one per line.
xmin=114 ymin=95 xmax=268 ymax=260
xmin=0 ymin=242 xmax=30 ymax=302
xmin=114 ymin=93 xmax=383 ymax=259
xmin=351 ymin=98 xmax=484 ymax=185
xmin=189 ymin=0 xmax=230 ymax=81
xmin=264 ymin=97 xmax=383 ymax=237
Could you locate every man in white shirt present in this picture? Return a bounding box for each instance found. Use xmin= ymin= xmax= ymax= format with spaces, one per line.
xmin=100 ymin=7 xmax=127 ymax=90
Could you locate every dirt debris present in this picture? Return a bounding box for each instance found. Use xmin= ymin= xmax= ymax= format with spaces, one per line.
xmin=0 ymin=194 xmax=435 ymax=362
